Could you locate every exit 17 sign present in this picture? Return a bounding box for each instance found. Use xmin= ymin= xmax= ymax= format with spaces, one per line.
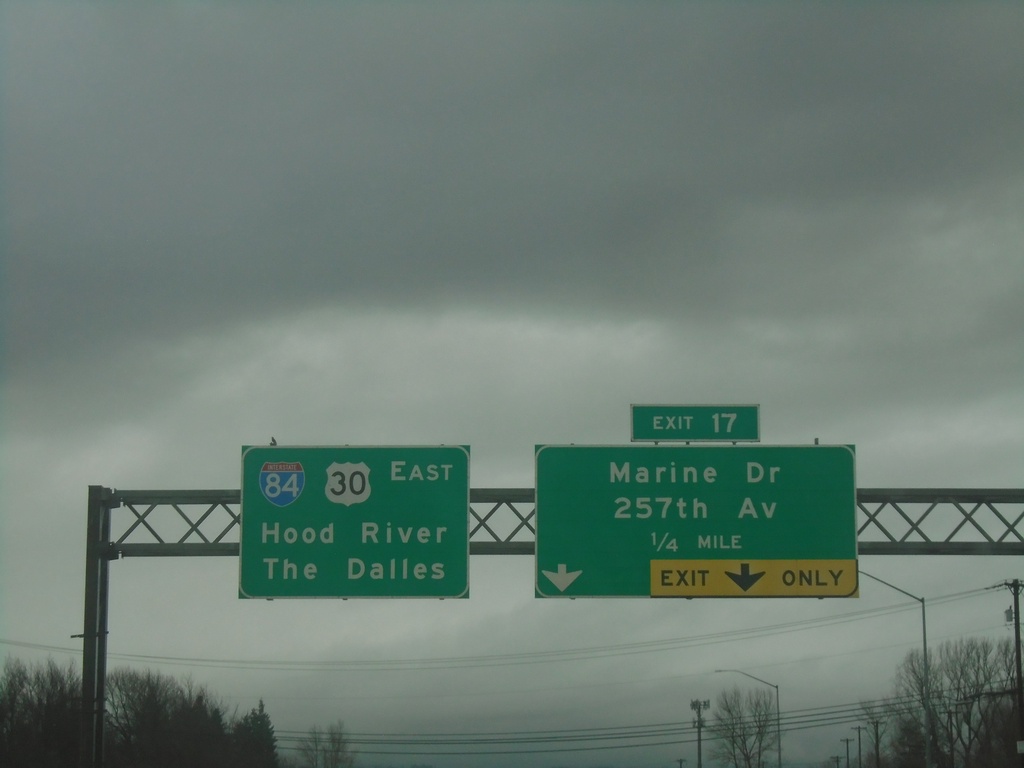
xmin=631 ymin=404 xmax=760 ymax=442
xmin=239 ymin=445 xmax=470 ymax=598
xmin=535 ymin=444 xmax=857 ymax=598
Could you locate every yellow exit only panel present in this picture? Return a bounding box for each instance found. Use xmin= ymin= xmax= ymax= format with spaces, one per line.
xmin=650 ymin=559 xmax=859 ymax=598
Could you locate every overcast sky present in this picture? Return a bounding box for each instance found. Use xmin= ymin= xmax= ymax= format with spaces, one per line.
xmin=2 ymin=2 xmax=1023 ymax=767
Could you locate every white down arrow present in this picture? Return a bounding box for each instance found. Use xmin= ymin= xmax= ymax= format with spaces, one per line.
xmin=541 ymin=564 xmax=582 ymax=592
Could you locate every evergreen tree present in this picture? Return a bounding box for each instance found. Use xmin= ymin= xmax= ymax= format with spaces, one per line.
xmin=233 ymin=698 xmax=280 ymax=768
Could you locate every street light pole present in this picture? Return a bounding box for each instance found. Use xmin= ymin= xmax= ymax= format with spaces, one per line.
xmin=716 ymin=668 xmax=782 ymax=768
xmin=861 ymin=571 xmax=932 ymax=768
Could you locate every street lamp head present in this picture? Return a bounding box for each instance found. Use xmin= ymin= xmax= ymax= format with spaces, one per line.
xmin=716 ymin=668 xmax=779 ymax=690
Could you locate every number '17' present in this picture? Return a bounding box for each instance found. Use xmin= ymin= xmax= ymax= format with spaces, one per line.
xmin=712 ymin=412 xmax=737 ymax=433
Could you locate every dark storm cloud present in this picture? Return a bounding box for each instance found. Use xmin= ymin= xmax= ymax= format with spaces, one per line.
xmin=2 ymin=9 xmax=1023 ymax=766
xmin=4 ymin=3 xmax=1022 ymax=370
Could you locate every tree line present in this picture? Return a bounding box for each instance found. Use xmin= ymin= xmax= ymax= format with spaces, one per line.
xmin=0 ymin=656 xmax=353 ymax=768
xmin=710 ymin=636 xmax=1020 ymax=768
xmin=4 ymin=636 xmax=1020 ymax=768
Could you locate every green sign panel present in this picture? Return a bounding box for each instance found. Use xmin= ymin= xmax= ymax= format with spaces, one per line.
xmin=240 ymin=445 xmax=470 ymax=598
xmin=535 ymin=444 xmax=856 ymax=598
xmin=631 ymin=404 xmax=760 ymax=442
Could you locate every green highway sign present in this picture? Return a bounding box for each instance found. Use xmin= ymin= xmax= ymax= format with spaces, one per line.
xmin=535 ymin=444 xmax=857 ymax=598
xmin=631 ymin=404 xmax=760 ymax=442
xmin=240 ymin=445 xmax=470 ymax=598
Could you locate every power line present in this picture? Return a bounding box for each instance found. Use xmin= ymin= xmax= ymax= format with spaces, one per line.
xmin=2 ymin=585 xmax=995 ymax=673
xmin=267 ymin=693 xmax=931 ymax=757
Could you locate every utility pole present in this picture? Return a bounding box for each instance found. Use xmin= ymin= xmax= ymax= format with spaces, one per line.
xmin=832 ymin=756 xmax=842 ymax=768
xmin=869 ymin=719 xmax=882 ymax=768
xmin=842 ymin=737 xmax=854 ymax=768
xmin=676 ymin=759 xmax=688 ymax=768
xmin=944 ymin=708 xmax=956 ymax=768
xmin=1006 ymin=579 xmax=1024 ymax=768
xmin=691 ymin=698 xmax=711 ymax=768
xmin=852 ymin=725 xmax=865 ymax=768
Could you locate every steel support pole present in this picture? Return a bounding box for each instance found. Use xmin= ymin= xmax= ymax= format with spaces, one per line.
xmin=80 ymin=486 xmax=113 ymax=768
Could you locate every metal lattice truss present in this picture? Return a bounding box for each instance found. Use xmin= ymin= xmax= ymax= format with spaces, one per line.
xmin=100 ymin=488 xmax=1024 ymax=558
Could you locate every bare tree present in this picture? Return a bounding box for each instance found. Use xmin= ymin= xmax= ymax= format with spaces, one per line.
xmin=889 ymin=637 xmax=1016 ymax=768
xmin=942 ymin=637 xmax=1015 ymax=768
xmin=298 ymin=720 xmax=355 ymax=768
xmin=711 ymin=685 xmax=778 ymax=768
xmin=298 ymin=724 xmax=325 ymax=768
xmin=0 ymin=657 xmax=79 ymax=768
xmin=2 ymin=658 xmax=277 ymax=768
xmin=0 ymin=657 xmax=32 ymax=767
xmin=105 ymin=667 xmax=232 ymax=768
xmin=105 ymin=667 xmax=180 ymax=759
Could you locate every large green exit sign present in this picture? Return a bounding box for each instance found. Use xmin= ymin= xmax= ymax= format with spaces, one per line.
xmin=535 ymin=444 xmax=856 ymax=598
xmin=240 ymin=445 xmax=470 ymax=598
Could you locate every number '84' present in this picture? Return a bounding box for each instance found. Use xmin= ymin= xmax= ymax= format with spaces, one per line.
xmin=263 ymin=473 xmax=301 ymax=499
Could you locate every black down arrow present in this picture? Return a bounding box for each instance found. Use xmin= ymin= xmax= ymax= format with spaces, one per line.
xmin=725 ymin=563 xmax=766 ymax=592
